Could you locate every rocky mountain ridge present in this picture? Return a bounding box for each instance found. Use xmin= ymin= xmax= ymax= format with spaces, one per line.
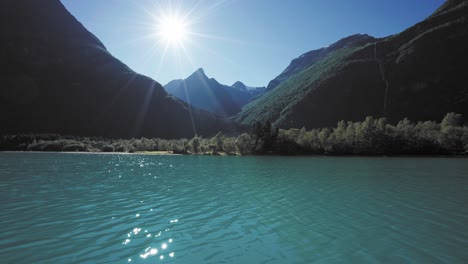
xmin=164 ymin=69 xmax=265 ymax=116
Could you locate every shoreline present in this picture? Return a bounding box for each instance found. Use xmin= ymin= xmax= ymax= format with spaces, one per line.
xmin=0 ymin=151 xmax=466 ymax=158
xmin=0 ymin=151 xmax=179 ymax=156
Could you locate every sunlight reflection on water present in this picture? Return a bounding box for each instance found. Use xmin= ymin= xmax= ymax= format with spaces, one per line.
xmin=1 ymin=154 xmax=467 ymax=263
xmin=120 ymin=213 xmax=178 ymax=261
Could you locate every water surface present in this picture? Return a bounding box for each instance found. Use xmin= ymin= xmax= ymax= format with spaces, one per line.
xmin=0 ymin=153 xmax=467 ymax=263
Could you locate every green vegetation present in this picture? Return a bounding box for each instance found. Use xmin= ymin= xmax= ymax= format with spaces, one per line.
xmin=1 ymin=113 xmax=467 ymax=156
xmin=236 ymin=2 xmax=468 ymax=130
xmin=236 ymin=45 xmax=362 ymax=127
xmin=274 ymin=113 xmax=468 ymax=155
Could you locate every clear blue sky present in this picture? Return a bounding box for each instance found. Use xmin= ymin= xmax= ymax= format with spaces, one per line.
xmin=62 ymin=0 xmax=444 ymax=87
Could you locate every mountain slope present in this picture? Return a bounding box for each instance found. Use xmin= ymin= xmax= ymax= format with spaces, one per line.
xmin=0 ymin=0 xmax=233 ymax=138
xmin=164 ymin=68 xmax=240 ymax=116
xmin=226 ymin=81 xmax=266 ymax=108
xmin=164 ymin=70 xmax=265 ymax=116
xmin=236 ymin=0 xmax=468 ymax=128
xmin=266 ymin=34 xmax=375 ymax=91
xmin=232 ymin=81 xmax=266 ymax=92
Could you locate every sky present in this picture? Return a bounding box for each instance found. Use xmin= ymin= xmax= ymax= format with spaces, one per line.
xmin=61 ymin=0 xmax=445 ymax=87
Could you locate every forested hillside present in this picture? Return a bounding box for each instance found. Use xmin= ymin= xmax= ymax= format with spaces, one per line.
xmin=236 ymin=0 xmax=468 ymax=130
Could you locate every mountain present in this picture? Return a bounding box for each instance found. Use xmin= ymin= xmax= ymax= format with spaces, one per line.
xmin=0 ymin=0 xmax=234 ymax=138
xmin=164 ymin=68 xmax=240 ymax=116
xmin=164 ymin=70 xmax=265 ymax=116
xmin=232 ymin=81 xmax=249 ymax=90
xmin=227 ymin=81 xmax=266 ymax=108
xmin=236 ymin=0 xmax=468 ymax=129
xmin=266 ymin=34 xmax=375 ymax=91
xmin=232 ymin=81 xmax=266 ymax=92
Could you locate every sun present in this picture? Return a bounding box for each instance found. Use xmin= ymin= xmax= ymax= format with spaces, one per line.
xmin=157 ymin=14 xmax=189 ymax=45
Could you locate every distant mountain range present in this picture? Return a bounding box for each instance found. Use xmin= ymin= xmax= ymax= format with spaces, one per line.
xmin=0 ymin=0 xmax=234 ymax=138
xmin=236 ymin=0 xmax=468 ymax=128
xmin=164 ymin=69 xmax=265 ymax=116
xmin=227 ymin=81 xmax=266 ymax=110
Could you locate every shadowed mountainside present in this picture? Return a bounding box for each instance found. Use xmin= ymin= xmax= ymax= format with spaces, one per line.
xmin=229 ymin=81 xmax=266 ymax=108
xmin=236 ymin=0 xmax=468 ymax=129
xmin=164 ymin=69 xmax=265 ymax=116
xmin=164 ymin=68 xmax=240 ymax=116
xmin=265 ymin=34 xmax=375 ymax=92
xmin=0 ymin=0 xmax=234 ymax=138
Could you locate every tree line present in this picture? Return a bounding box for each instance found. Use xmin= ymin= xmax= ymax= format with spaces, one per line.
xmin=1 ymin=113 xmax=467 ymax=155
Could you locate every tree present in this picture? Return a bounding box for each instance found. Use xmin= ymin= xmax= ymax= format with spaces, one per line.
xmin=211 ymin=132 xmax=225 ymax=152
xmin=188 ymin=136 xmax=200 ymax=153
xmin=222 ymin=137 xmax=236 ymax=155
xmin=102 ymin=145 xmax=114 ymax=152
xmin=439 ymin=125 xmax=465 ymax=154
xmin=441 ymin=112 xmax=463 ymax=128
xmin=439 ymin=113 xmax=465 ymax=154
xmin=317 ymin=128 xmax=331 ymax=153
xmin=235 ymin=133 xmax=252 ymax=155
xmin=296 ymin=127 xmax=310 ymax=149
xmin=173 ymin=139 xmax=188 ymax=154
xmin=251 ymin=121 xmax=264 ymax=144
xmin=251 ymin=120 xmax=278 ymax=153
xmin=330 ymin=121 xmax=349 ymax=154
xmin=263 ymin=121 xmax=272 ymax=138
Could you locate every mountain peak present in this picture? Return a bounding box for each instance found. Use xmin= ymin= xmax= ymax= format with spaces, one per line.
xmin=187 ymin=67 xmax=208 ymax=81
xmin=164 ymin=68 xmax=241 ymax=116
xmin=232 ymin=81 xmax=247 ymax=90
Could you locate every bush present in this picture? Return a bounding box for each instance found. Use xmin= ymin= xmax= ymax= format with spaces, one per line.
xmin=114 ymin=145 xmax=128 ymax=152
xmin=188 ymin=137 xmax=200 ymax=153
xmin=101 ymin=145 xmax=114 ymax=152
xmin=235 ymin=133 xmax=252 ymax=155
xmin=41 ymin=141 xmax=65 ymax=151
xmin=62 ymin=144 xmax=87 ymax=152
xmin=1 ymin=112 xmax=467 ymax=156
xmin=441 ymin=112 xmax=464 ymax=128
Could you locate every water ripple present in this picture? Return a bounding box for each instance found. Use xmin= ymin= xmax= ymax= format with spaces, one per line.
xmin=0 ymin=154 xmax=467 ymax=263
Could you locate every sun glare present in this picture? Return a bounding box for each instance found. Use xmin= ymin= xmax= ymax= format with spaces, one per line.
xmin=138 ymin=0 xmax=241 ymax=86
xmin=157 ymin=15 xmax=188 ymax=44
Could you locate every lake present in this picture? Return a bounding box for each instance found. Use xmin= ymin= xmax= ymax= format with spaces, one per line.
xmin=0 ymin=153 xmax=467 ymax=263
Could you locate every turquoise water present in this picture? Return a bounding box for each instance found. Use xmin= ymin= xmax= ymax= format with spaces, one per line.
xmin=0 ymin=153 xmax=467 ymax=263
